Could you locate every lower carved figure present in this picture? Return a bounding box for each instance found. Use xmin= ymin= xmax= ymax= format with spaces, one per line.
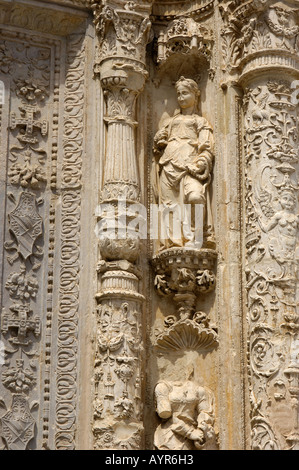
xmin=154 ymin=379 xmax=217 ymax=450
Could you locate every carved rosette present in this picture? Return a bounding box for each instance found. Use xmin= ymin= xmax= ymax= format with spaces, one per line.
xmin=152 ymin=248 xmax=218 ymax=353
xmin=221 ymin=0 xmax=299 ymax=450
xmin=92 ymin=0 xmax=153 ymax=450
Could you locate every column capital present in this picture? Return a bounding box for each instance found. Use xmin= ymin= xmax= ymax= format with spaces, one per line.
xmin=220 ymin=0 xmax=299 ymax=84
xmin=92 ymin=0 xmax=153 ymax=91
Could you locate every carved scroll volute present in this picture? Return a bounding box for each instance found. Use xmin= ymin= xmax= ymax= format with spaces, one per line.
xmin=220 ymin=0 xmax=299 ymax=450
xmin=150 ymin=74 xmax=217 ymax=358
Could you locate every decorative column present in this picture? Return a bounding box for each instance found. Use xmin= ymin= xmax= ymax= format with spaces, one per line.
xmin=91 ymin=0 xmax=152 ymax=450
xmin=221 ymin=0 xmax=299 ymax=450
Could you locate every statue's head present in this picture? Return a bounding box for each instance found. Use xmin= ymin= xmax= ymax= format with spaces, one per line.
xmin=175 ymin=76 xmax=200 ymax=112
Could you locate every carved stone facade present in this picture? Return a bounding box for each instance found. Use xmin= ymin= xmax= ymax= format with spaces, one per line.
xmin=0 ymin=0 xmax=299 ymax=451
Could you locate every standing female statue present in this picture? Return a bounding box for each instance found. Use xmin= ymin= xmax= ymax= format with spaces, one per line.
xmin=153 ymin=77 xmax=214 ymax=249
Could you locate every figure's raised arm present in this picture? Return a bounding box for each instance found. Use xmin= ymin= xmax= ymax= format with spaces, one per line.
xmin=154 ymin=381 xmax=172 ymax=419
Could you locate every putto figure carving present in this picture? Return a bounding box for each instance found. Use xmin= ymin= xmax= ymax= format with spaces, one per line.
xmin=154 ymin=376 xmax=217 ymax=450
xmin=257 ymin=183 xmax=299 ymax=263
xmin=153 ymin=77 xmax=214 ymax=249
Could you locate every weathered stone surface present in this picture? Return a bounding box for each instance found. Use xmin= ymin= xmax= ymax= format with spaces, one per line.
xmin=0 ymin=0 xmax=298 ymax=451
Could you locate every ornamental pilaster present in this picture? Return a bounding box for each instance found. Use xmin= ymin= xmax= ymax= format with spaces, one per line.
xmin=221 ymin=0 xmax=299 ymax=450
xmin=91 ymin=0 xmax=153 ymax=450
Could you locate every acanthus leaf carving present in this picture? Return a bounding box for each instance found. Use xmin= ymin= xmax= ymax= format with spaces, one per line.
xmin=54 ymin=33 xmax=85 ymax=450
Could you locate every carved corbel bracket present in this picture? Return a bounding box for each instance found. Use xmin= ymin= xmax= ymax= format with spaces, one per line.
xmin=154 ymin=318 xmax=218 ymax=353
xmin=152 ymin=247 xmax=218 ymax=352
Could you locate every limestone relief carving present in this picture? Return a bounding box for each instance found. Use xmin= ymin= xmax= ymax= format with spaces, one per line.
xmin=4 ymin=192 xmax=43 ymax=266
xmin=5 ymin=266 xmax=38 ymax=301
xmin=219 ymin=0 xmax=299 ymax=450
xmin=250 ymin=390 xmax=280 ymax=450
xmin=8 ymin=150 xmax=47 ymax=190
xmin=152 ymin=248 xmax=218 ymax=352
xmin=154 ymin=375 xmax=218 ymax=450
xmin=156 ymin=17 xmax=214 ymax=67
xmin=242 ymin=61 xmax=299 ymax=448
xmin=152 ymin=0 xmax=215 ymax=24
xmin=93 ymin=298 xmax=144 ymax=450
xmin=54 ymin=32 xmax=86 ymax=450
xmin=0 ymin=1 xmax=86 ymax=36
xmin=3 ymin=0 xmax=299 ymax=451
xmin=93 ymin=2 xmax=152 ymax=76
xmin=6 ymin=62 xmax=49 ymax=192
xmin=0 ymin=15 xmax=87 ymax=450
xmin=0 ymin=394 xmax=36 ymax=451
